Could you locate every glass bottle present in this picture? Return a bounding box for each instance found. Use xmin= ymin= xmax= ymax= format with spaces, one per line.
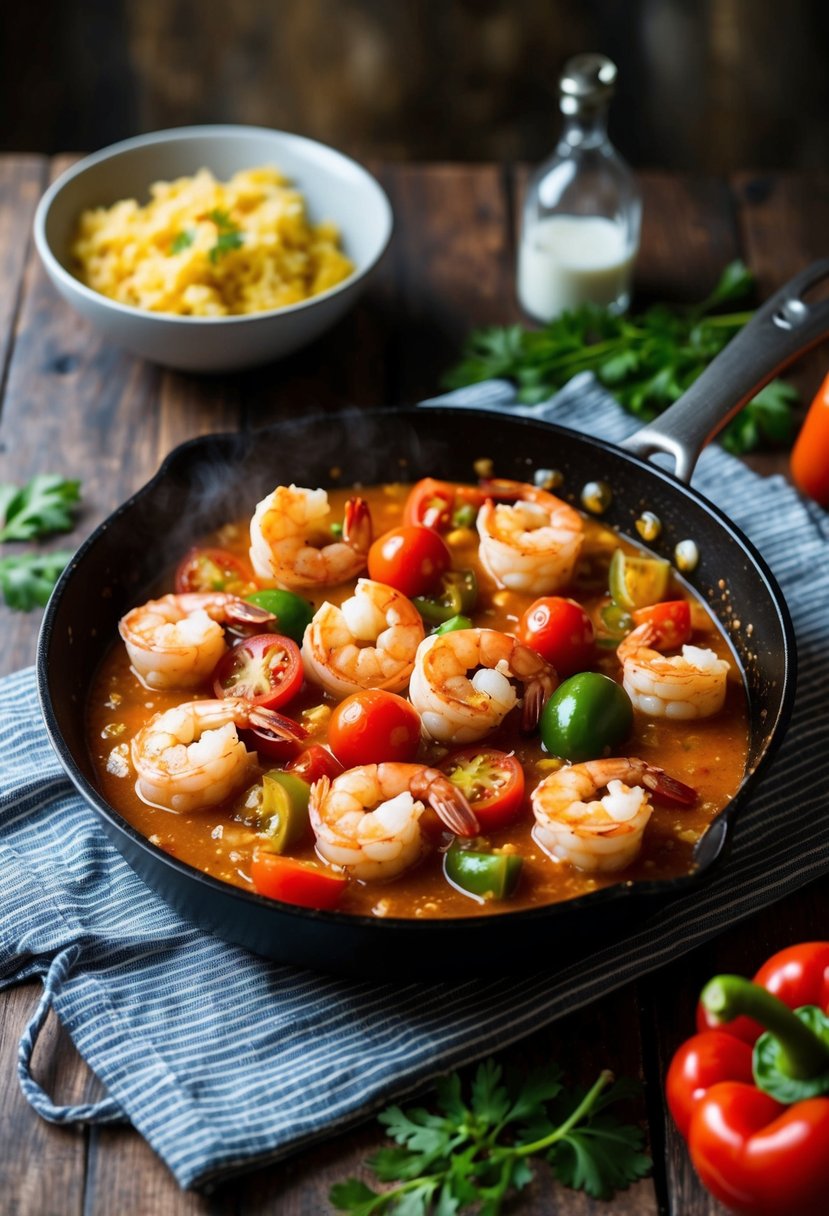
xmin=517 ymin=53 xmax=642 ymax=323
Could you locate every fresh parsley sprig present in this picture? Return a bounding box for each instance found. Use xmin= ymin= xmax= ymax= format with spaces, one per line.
xmin=444 ymin=261 xmax=798 ymax=455
xmin=0 ymin=550 xmax=74 ymax=611
xmin=0 ymin=475 xmax=80 ymax=610
xmin=330 ymin=1059 xmax=651 ymax=1215
xmin=0 ymin=475 xmax=80 ymax=542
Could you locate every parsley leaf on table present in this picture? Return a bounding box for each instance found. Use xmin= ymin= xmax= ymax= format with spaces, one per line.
xmin=330 ymin=1060 xmax=650 ymax=1215
xmin=0 ymin=475 xmax=80 ymax=610
xmin=444 ymin=261 xmax=798 ymax=455
xmin=0 ymin=550 xmax=74 ymax=611
xmin=0 ymin=475 xmax=80 ymax=542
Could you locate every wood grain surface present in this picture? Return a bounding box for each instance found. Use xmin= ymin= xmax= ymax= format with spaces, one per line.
xmin=0 ymin=160 xmax=827 ymax=1215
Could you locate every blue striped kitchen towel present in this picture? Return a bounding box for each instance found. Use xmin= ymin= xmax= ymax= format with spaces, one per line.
xmin=2 ymin=377 xmax=828 ymax=1190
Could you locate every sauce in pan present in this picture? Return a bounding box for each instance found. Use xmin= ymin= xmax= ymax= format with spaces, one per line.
xmin=87 ymin=481 xmax=748 ymax=919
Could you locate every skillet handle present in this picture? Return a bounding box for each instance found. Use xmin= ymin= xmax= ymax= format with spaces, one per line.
xmin=621 ymin=258 xmax=829 ymax=483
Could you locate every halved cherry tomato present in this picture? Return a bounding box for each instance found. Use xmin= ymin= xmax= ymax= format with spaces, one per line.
xmin=367 ymin=526 xmax=451 ymax=598
xmin=517 ymin=597 xmax=595 ymax=677
xmin=439 ymin=747 xmax=525 ymax=830
xmin=328 ymin=690 xmax=421 ymax=768
xmin=213 ymin=633 xmax=303 ymax=710
xmin=251 ymin=853 xmax=347 ymax=910
xmin=632 ymin=600 xmax=692 ymax=649
xmin=285 ymin=744 xmax=345 ymax=785
xmin=174 ymin=547 xmax=254 ymax=596
xmin=403 ymin=479 xmax=484 ymax=531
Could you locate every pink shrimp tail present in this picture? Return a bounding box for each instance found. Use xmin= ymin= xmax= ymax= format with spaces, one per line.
xmin=521 ymin=671 xmax=557 ymax=734
xmin=642 ymin=765 xmax=697 ymax=807
xmin=343 ymin=496 xmax=372 ymax=555
xmin=247 ymin=706 xmax=308 ymax=744
xmin=478 ymin=478 xmax=528 ymax=503
xmin=412 ymin=768 xmax=480 ymax=837
xmin=225 ymin=600 xmax=276 ymax=629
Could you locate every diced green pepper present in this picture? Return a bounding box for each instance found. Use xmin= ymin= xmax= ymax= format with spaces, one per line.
xmin=608 ymin=548 xmax=671 ymax=611
xmin=260 ymin=771 xmax=311 ymax=853
xmin=451 ymin=503 xmax=478 ymax=529
xmin=434 ymin=613 xmax=473 ymax=635
xmin=245 ymin=589 xmax=313 ymax=644
xmin=596 ymin=599 xmax=634 ymax=647
xmin=444 ymin=840 xmax=522 ymax=900
xmin=414 ymin=569 xmax=478 ymax=624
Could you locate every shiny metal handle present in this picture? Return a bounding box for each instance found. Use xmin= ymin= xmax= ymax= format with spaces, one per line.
xmin=622 ymin=258 xmax=829 ymax=482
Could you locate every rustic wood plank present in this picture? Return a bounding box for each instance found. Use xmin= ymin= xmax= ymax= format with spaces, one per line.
xmin=0 ymin=156 xmax=47 ymax=398
xmin=0 ymin=980 xmax=99 ymax=1216
xmin=731 ymin=171 xmax=829 ymax=480
xmin=635 ymin=173 xmax=741 ymax=305
xmin=381 ymin=163 xmax=515 ymax=404
xmin=0 ymin=156 xmax=160 ymax=675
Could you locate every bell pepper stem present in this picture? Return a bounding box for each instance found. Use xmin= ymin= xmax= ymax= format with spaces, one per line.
xmin=702 ymin=975 xmax=829 ymax=1079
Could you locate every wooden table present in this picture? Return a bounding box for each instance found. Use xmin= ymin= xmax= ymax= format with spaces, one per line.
xmin=0 ymin=158 xmax=827 ymax=1214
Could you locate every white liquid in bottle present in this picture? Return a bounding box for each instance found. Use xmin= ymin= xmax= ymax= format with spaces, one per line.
xmin=518 ymin=215 xmax=636 ymax=322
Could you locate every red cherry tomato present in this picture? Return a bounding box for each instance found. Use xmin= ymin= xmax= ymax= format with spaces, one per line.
xmin=212 ymin=634 xmax=303 ymax=711
xmin=285 ymin=744 xmax=345 ymax=785
xmin=439 ymin=747 xmax=525 ymax=830
xmin=403 ymin=479 xmax=484 ymax=530
xmin=328 ymin=690 xmax=422 ymax=768
xmin=174 ymin=547 xmax=254 ymax=596
xmin=251 ymin=854 xmax=347 ymax=910
xmin=367 ymin=526 xmax=451 ymax=598
xmin=632 ymin=600 xmax=692 ymax=649
xmin=517 ymin=597 xmax=595 ymax=677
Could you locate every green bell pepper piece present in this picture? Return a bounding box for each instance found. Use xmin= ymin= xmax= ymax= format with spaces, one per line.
xmin=245 ymin=589 xmax=313 ymax=644
xmin=444 ymin=841 xmax=522 ymax=900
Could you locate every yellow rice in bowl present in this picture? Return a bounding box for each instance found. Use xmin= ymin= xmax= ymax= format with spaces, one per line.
xmin=70 ymin=166 xmax=354 ymax=317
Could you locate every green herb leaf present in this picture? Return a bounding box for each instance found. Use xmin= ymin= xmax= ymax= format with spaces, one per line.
xmin=0 ymin=475 xmax=81 ymax=542
xmin=208 ymin=229 xmax=245 ymax=264
xmin=205 ymin=208 xmax=236 ymax=231
xmin=551 ymin=1115 xmax=652 ymax=1200
xmin=444 ymin=262 xmax=798 ymax=454
xmin=330 ymin=1059 xmax=650 ymax=1214
xmin=0 ymin=549 xmax=74 ymax=611
xmin=469 ymin=1059 xmax=510 ymax=1126
xmin=170 ymin=229 xmax=195 ymax=255
xmin=201 ymin=209 xmax=245 ymax=264
xmin=329 ymin=1178 xmax=384 ymax=1214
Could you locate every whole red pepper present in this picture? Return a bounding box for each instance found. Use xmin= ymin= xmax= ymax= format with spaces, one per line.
xmin=667 ymin=942 xmax=829 ymax=1215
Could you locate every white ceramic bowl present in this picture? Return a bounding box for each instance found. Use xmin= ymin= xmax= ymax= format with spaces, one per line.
xmin=34 ymin=125 xmax=393 ymax=373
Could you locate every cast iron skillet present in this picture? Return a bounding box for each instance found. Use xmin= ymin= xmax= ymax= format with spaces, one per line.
xmin=38 ymin=262 xmax=829 ymax=978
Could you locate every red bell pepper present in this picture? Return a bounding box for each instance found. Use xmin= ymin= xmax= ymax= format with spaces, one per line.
xmin=667 ymin=942 xmax=829 ymax=1215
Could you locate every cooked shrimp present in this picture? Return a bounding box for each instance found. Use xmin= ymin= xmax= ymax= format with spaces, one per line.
xmin=409 ymin=627 xmax=556 ymax=745
xmin=249 ymin=485 xmax=372 ymax=589
xmin=119 ymin=592 xmax=274 ymax=691
xmin=309 ymin=762 xmax=478 ymax=881
xmin=532 ymin=757 xmax=696 ymax=872
xmin=618 ymin=622 xmax=730 ymax=720
xmin=476 ymin=479 xmax=584 ymax=594
xmin=302 ymin=578 xmax=425 ymax=698
xmin=131 ymin=698 xmax=304 ymax=814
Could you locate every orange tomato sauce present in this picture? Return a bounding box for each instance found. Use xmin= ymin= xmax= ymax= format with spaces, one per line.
xmin=87 ymin=483 xmax=749 ymax=919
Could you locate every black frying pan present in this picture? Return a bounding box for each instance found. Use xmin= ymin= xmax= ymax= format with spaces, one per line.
xmin=37 ymin=262 xmax=829 ymax=978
